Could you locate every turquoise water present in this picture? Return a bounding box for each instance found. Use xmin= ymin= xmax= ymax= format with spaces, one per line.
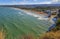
xmin=0 ymin=7 xmax=52 ymax=39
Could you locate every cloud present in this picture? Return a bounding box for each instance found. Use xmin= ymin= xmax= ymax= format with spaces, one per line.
xmin=52 ymin=0 xmax=59 ymax=2
xmin=51 ymin=0 xmax=60 ymax=4
xmin=0 ymin=1 xmax=52 ymax=5
xmin=14 ymin=1 xmax=52 ymax=5
xmin=1 ymin=0 xmax=60 ymax=5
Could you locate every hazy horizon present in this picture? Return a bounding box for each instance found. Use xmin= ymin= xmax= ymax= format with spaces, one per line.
xmin=0 ymin=0 xmax=60 ymax=5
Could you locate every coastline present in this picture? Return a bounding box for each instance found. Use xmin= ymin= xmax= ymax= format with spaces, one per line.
xmin=12 ymin=7 xmax=55 ymax=24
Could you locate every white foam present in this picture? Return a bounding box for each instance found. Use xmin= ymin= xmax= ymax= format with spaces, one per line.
xmin=49 ymin=19 xmax=55 ymax=24
xmin=19 ymin=12 xmax=24 ymax=15
xmin=23 ymin=11 xmax=49 ymax=20
xmin=38 ymin=17 xmax=49 ymax=20
xmin=13 ymin=8 xmax=49 ymax=21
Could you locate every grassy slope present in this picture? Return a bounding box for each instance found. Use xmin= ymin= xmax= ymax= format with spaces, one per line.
xmin=40 ymin=19 xmax=60 ymax=39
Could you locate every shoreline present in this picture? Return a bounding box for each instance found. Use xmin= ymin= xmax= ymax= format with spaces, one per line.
xmin=12 ymin=7 xmax=55 ymax=24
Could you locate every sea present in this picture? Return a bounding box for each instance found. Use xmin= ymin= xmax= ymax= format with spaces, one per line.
xmin=0 ymin=7 xmax=53 ymax=39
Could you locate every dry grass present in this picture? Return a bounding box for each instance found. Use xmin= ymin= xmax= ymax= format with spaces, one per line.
xmin=0 ymin=29 xmax=5 ymax=39
xmin=0 ymin=30 xmax=60 ymax=39
xmin=17 ymin=34 xmax=37 ymax=39
xmin=17 ymin=31 xmax=60 ymax=39
xmin=40 ymin=31 xmax=60 ymax=39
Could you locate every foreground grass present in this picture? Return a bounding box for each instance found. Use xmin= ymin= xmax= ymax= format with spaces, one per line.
xmin=0 ymin=30 xmax=5 ymax=39
xmin=0 ymin=20 xmax=60 ymax=39
xmin=40 ymin=31 xmax=60 ymax=39
xmin=40 ymin=19 xmax=60 ymax=39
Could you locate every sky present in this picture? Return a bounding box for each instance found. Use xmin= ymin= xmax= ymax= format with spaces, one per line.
xmin=0 ymin=0 xmax=60 ymax=5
